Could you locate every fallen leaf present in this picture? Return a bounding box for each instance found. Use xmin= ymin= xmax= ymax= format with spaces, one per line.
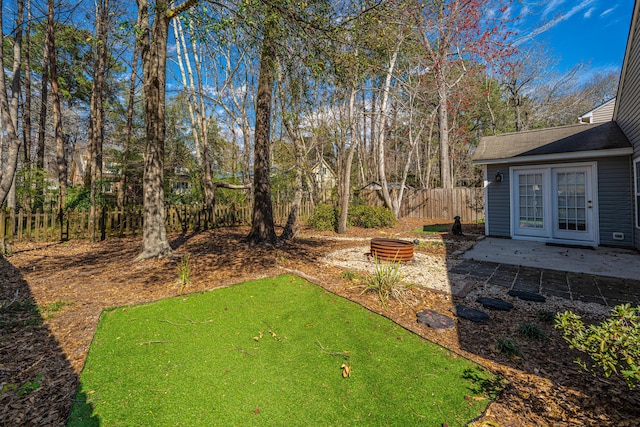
xmin=341 ymin=363 xmax=351 ymax=378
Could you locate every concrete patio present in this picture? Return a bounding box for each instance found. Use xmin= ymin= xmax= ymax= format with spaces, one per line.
xmin=454 ymin=237 xmax=640 ymax=307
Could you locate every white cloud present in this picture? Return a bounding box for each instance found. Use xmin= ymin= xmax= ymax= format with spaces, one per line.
xmin=543 ymin=0 xmax=566 ymax=18
xmin=515 ymin=0 xmax=598 ymax=45
xmin=584 ymin=7 xmax=595 ymax=18
xmin=600 ymin=7 xmax=617 ymax=17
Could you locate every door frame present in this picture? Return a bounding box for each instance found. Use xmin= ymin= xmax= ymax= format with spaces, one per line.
xmin=510 ymin=161 xmax=599 ymax=246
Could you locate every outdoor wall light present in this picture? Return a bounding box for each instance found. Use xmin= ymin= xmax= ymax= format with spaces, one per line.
xmin=495 ymin=171 xmax=504 ymax=183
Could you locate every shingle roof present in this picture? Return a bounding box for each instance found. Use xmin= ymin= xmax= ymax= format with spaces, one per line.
xmin=473 ymin=121 xmax=631 ymax=163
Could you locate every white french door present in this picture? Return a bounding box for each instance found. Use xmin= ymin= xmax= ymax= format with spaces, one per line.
xmin=514 ymin=169 xmax=549 ymax=238
xmin=552 ymin=167 xmax=595 ymax=242
xmin=512 ymin=164 xmax=597 ymax=244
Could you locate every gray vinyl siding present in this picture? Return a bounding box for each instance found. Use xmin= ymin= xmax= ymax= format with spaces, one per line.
xmin=486 ymin=158 xmax=634 ymax=247
xmin=635 ymin=156 xmax=640 ymax=250
xmin=597 ymin=156 xmax=634 ymax=247
xmin=616 ymin=3 xmax=640 ymax=250
xmin=617 ymin=7 xmax=640 ymax=159
xmin=486 ymin=164 xmax=511 ymax=237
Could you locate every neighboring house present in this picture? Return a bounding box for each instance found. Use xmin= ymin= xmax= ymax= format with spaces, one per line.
xmin=473 ymin=0 xmax=640 ymax=250
xmin=578 ymin=97 xmax=616 ymax=124
xmin=310 ymin=159 xmax=336 ymax=202
xmin=170 ymin=166 xmax=191 ymax=195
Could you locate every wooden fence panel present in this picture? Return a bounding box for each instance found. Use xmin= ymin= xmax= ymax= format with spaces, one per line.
xmin=361 ymin=187 xmax=484 ymax=222
xmin=0 ymin=191 xmax=482 ymax=244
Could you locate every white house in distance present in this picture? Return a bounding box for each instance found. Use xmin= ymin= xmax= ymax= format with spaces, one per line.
xmin=473 ymin=0 xmax=640 ymax=251
xmin=310 ymin=158 xmax=336 ymax=202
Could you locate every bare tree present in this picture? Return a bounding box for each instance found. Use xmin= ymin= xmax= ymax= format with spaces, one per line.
xmin=413 ymin=0 xmax=514 ymax=188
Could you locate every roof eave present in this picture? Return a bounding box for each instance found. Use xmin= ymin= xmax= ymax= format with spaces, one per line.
xmin=473 ymin=147 xmax=634 ymax=165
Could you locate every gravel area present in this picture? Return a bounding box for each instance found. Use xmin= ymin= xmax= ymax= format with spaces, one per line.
xmin=322 ymin=242 xmax=613 ymax=318
xmin=322 ymin=244 xmax=472 ymax=295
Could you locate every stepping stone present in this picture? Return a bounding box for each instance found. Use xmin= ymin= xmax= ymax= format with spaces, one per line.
xmin=450 ymin=305 xmax=489 ymax=322
xmin=476 ymin=297 xmax=513 ymax=311
xmin=508 ymin=290 xmax=546 ymax=302
xmin=416 ymin=309 xmax=455 ymax=330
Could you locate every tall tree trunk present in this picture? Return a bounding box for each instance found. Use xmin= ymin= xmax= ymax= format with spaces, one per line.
xmin=191 ymin=36 xmax=216 ymax=212
xmin=0 ymin=0 xmax=23 ymax=209
xmin=6 ymin=0 xmax=24 ymax=212
xmin=436 ymin=64 xmax=452 ymax=188
xmin=23 ymin=0 xmax=32 ymax=169
xmin=276 ymin=68 xmax=304 ymax=241
xmin=375 ymin=41 xmax=400 ymax=214
xmin=135 ymin=0 xmax=197 ymax=260
xmin=136 ymin=0 xmax=172 ymax=259
xmin=246 ymin=30 xmax=277 ymax=245
xmin=337 ymin=87 xmax=358 ymax=234
xmin=88 ymin=0 xmax=109 ymax=242
xmin=118 ymin=32 xmax=140 ymax=208
xmin=48 ymin=0 xmax=67 ymax=214
xmin=36 ymin=51 xmax=48 ymax=171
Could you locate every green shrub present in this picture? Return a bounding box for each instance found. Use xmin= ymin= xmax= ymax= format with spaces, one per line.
xmin=307 ymin=204 xmax=338 ymax=231
xmin=348 ymin=205 xmax=396 ymax=228
xmin=536 ymin=309 xmax=555 ymax=323
xmin=517 ymin=322 xmax=547 ymax=340
xmin=496 ymin=337 xmax=522 ymax=358
xmin=555 ymin=304 xmax=640 ymax=389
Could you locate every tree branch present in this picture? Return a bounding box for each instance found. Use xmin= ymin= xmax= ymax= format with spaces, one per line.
xmin=167 ymin=0 xmax=199 ymax=18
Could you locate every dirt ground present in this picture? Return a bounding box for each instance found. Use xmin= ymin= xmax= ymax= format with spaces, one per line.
xmin=1 ymin=218 xmax=639 ymax=426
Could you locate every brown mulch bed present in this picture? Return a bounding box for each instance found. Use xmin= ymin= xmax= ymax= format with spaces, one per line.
xmin=1 ymin=217 xmax=639 ymax=426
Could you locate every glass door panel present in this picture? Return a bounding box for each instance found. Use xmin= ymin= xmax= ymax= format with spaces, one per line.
xmin=553 ymin=167 xmax=594 ymax=241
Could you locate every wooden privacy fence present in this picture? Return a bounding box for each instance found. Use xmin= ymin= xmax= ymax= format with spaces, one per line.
xmin=0 ymin=202 xmax=315 ymax=243
xmin=0 ymin=189 xmax=482 ymax=243
xmin=358 ymin=187 xmax=484 ymax=223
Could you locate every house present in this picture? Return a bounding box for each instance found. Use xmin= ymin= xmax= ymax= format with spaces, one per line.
xmin=578 ymin=97 xmax=616 ymax=124
xmin=169 ymin=166 xmax=191 ymax=195
xmin=473 ymin=1 xmax=640 ymax=250
xmin=310 ymin=159 xmax=336 ymax=201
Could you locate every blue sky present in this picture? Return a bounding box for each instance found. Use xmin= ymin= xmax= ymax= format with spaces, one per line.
xmin=515 ymin=0 xmax=635 ymax=74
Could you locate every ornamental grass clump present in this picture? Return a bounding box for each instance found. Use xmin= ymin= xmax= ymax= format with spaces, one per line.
xmin=555 ymin=303 xmax=640 ymax=389
xmin=362 ymin=256 xmax=407 ymax=307
xmin=177 ymin=253 xmax=191 ymax=292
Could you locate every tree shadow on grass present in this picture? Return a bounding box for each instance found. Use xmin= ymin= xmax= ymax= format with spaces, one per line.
xmin=0 ymin=256 xmax=92 ymax=426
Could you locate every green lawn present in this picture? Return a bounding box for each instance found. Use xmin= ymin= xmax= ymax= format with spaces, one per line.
xmin=68 ymin=275 xmax=500 ymax=426
xmin=414 ymin=225 xmax=451 ymax=234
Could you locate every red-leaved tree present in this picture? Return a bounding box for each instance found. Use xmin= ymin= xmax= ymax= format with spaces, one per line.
xmin=412 ymin=0 xmax=516 ymax=188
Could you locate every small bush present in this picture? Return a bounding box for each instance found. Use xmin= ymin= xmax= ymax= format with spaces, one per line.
xmin=341 ymin=270 xmax=360 ymax=282
xmin=517 ymin=322 xmax=547 ymax=340
xmin=307 ymin=204 xmax=338 ymax=231
xmin=536 ymin=309 xmax=555 ymax=323
xmin=362 ymin=257 xmax=405 ymax=307
xmin=348 ymin=205 xmax=396 ymax=228
xmin=555 ymin=304 xmax=640 ymax=389
xmin=496 ymin=337 xmax=522 ymax=358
